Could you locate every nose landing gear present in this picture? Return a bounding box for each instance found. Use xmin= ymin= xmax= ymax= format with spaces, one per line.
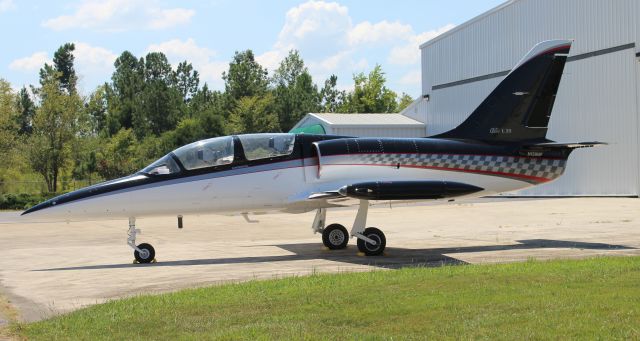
xmin=356 ymin=227 xmax=386 ymax=256
xmin=128 ymin=217 xmax=156 ymax=264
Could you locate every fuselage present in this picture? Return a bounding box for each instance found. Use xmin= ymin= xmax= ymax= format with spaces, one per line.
xmin=21 ymin=133 xmax=570 ymax=222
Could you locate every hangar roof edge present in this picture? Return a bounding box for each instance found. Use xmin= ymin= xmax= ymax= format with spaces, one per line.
xmin=419 ymin=0 xmax=520 ymax=50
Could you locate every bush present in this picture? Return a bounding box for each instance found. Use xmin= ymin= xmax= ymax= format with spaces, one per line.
xmin=0 ymin=193 xmax=59 ymax=210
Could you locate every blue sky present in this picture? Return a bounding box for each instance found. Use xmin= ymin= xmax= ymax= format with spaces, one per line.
xmin=0 ymin=0 xmax=504 ymax=97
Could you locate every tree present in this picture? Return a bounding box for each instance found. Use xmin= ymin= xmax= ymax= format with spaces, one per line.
xmin=131 ymin=52 xmax=185 ymax=137
xmin=71 ymin=136 xmax=99 ymax=183
xmin=0 ymin=79 xmax=19 ymax=189
xmin=144 ymin=52 xmax=174 ymax=84
xmin=189 ymin=84 xmax=219 ymax=115
xmin=15 ymin=86 xmax=35 ymax=135
xmin=227 ymin=94 xmax=280 ymax=134
xmin=341 ymin=65 xmax=398 ymax=113
xmin=96 ymin=128 xmax=140 ymax=179
xmin=319 ymin=74 xmax=345 ymax=113
xmin=109 ymin=51 xmax=145 ymax=132
xmin=397 ymin=93 xmax=414 ymax=112
xmin=272 ymin=50 xmax=319 ymax=131
xmin=197 ymin=105 xmax=225 ymax=138
xmin=0 ymin=79 xmax=18 ymax=152
xmin=223 ymin=50 xmax=269 ymax=102
xmin=175 ymin=61 xmax=200 ymax=103
xmin=28 ymin=77 xmax=83 ymax=192
xmin=86 ymin=84 xmax=109 ymax=135
xmin=40 ymin=43 xmax=77 ymax=94
xmin=135 ymin=78 xmax=183 ymax=138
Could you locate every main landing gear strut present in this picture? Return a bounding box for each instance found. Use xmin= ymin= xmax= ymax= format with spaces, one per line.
xmin=127 ymin=217 xmax=156 ymax=264
xmin=312 ymin=200 xmax=386 ymax=256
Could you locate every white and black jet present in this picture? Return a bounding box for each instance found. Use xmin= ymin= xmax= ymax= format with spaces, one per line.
xmin=22 ymin=40 xmax=603 ymax=262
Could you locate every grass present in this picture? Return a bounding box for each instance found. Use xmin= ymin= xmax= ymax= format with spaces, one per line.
xmin=13 ymin=256 xmax=640 ymax=340
xmin=0 ymin=291 xmax=20 ymax=341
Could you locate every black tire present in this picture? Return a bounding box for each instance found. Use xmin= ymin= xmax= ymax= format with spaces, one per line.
xmin=356 ymin=227 xmax=386 ymax=256
xmin=322 ymin=224 xmax=349 ymax=250
xmin=134 ymin=243 xmax=155 ymax=264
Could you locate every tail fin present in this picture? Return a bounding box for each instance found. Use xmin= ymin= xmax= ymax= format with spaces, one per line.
xmin=434 ymin=40 xmax=572 ymax=143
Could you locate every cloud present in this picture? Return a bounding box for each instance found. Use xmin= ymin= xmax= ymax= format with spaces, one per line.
xmin=147 ymin=8 xmax=194 ymax=29
xmin=388 ymin=24 xmax=455 ymax=65
xmin=146 ymin=38 xmax=226 ymax=88
xmin=348 ymin=20 xmax=413 ymax=46
xmin=72 ymin=43 xmax=119 ymax=94
xmin=9 ymin=52 xmax=50 ymax=71
xmin=42 ymin=0 xmax=195 ymax=31
xmin=255 ymin=50 xmax=286 ymax=72
xmin=278 ymin=1 xmax=350 ymax=44
xmin=74 ymin=42 xmax=118 ymax=69
xmin=73 ymin=42 xmax=118 ymax=77
xmin=398 ymin=69 xmax=421 ymax=86
xmin=259 ymin=0 xmax=453 ymax=95
xmin=0 ymin=0 xmax=15 ymax=13
xmin=257 ymin=0 xmax=355 ymax=89
xmin=9 ymin=43 xmax=119 ymax=94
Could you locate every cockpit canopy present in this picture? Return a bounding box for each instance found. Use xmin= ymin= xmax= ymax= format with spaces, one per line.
xmin=141 ymin=133 xmax=296 ymax=176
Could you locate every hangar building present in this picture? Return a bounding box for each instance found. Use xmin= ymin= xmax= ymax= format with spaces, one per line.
xmin=291 ymin=113 xmax=426 ymax=138
xmin=405 ymin=0 xmax=640 ymax=196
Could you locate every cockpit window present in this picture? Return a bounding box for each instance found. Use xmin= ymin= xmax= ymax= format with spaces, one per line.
xmin=141 ymin=154 xmax=180 ymax=175
xmin=238 ymin=134 xmax=296 ymax=161
xmin=172 ymin=136 xmax=234 ymax=170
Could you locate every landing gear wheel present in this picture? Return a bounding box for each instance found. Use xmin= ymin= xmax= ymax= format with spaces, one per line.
xmin=322 ymin=224 xmax=349 ymax=250
xmin=134 ymin=243 xmax=155 ymax=264
xmin=357 ymin=227 xmax=386 ymax=256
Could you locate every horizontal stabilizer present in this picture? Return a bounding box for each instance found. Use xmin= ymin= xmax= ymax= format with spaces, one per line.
xmin=523 ymin=142 xmax=608 ymax=150
xmin=524 ymin=141 xmax=607 ymax=149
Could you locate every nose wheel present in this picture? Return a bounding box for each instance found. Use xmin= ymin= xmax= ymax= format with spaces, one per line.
xmin=356 ymin=227 xmax=386 ymax=256
xmin=134 ymin=243 xmax=156 ymax=264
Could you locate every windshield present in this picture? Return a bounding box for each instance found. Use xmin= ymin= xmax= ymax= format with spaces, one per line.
xmin=172 ymin=136 xmax=234 ymax=170
xmin=141 ymin=154 xmax=181 ymax=175
xmin=238 ymin=134 xmax=296 ymax=161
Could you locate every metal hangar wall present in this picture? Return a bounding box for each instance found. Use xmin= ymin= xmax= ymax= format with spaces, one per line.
xmin=412 ymin=0 xmax=640 ymax=196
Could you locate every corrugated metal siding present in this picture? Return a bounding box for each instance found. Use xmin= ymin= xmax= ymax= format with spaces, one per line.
xmin=418 ymin=0 xmax=640 ymax=195
xmin=519 ymin=49 xmax=638 ymax=195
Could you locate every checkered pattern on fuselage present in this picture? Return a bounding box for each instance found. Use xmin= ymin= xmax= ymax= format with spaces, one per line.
xmin=328 ymin=153 xmax=567 ymax=184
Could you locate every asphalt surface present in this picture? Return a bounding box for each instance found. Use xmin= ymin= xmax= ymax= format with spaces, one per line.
xmin=0 ymin=197 xmax=639 ymax=322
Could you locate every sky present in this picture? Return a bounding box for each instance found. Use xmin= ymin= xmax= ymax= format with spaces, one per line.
xmin=0 ymin=0 xmax=505 ymax=97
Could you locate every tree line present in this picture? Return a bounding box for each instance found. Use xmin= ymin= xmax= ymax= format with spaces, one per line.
xmin=0 ymin=43 xmax=414 ymax=193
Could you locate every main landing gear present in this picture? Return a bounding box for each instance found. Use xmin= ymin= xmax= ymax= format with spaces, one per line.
xmin=312 ymin=200 xmax=386 ymax=256
xmin=127 ymin=217 xmax=156 ymax=264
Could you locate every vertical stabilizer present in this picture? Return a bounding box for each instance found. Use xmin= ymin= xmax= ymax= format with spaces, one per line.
xmin=434 ymin=40 xmax=572 ymax=142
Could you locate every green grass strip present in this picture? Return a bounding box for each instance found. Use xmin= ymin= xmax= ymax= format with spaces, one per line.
xmin=14 ymin=256 xmax=640 ymax=340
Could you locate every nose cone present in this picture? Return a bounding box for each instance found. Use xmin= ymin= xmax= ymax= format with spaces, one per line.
xmin=21 ymin=174 xmax=152 ymax=217
xmin=21 ymin=199 xmax=57 ymax=216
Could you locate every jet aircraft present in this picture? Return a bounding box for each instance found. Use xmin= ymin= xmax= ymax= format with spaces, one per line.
xmin=22 ymin=40 xmax=603 ymax=263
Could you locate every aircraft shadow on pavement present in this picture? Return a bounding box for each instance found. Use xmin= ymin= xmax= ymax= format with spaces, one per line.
xmin=34 ymin=239 xmax=634 ymax=272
